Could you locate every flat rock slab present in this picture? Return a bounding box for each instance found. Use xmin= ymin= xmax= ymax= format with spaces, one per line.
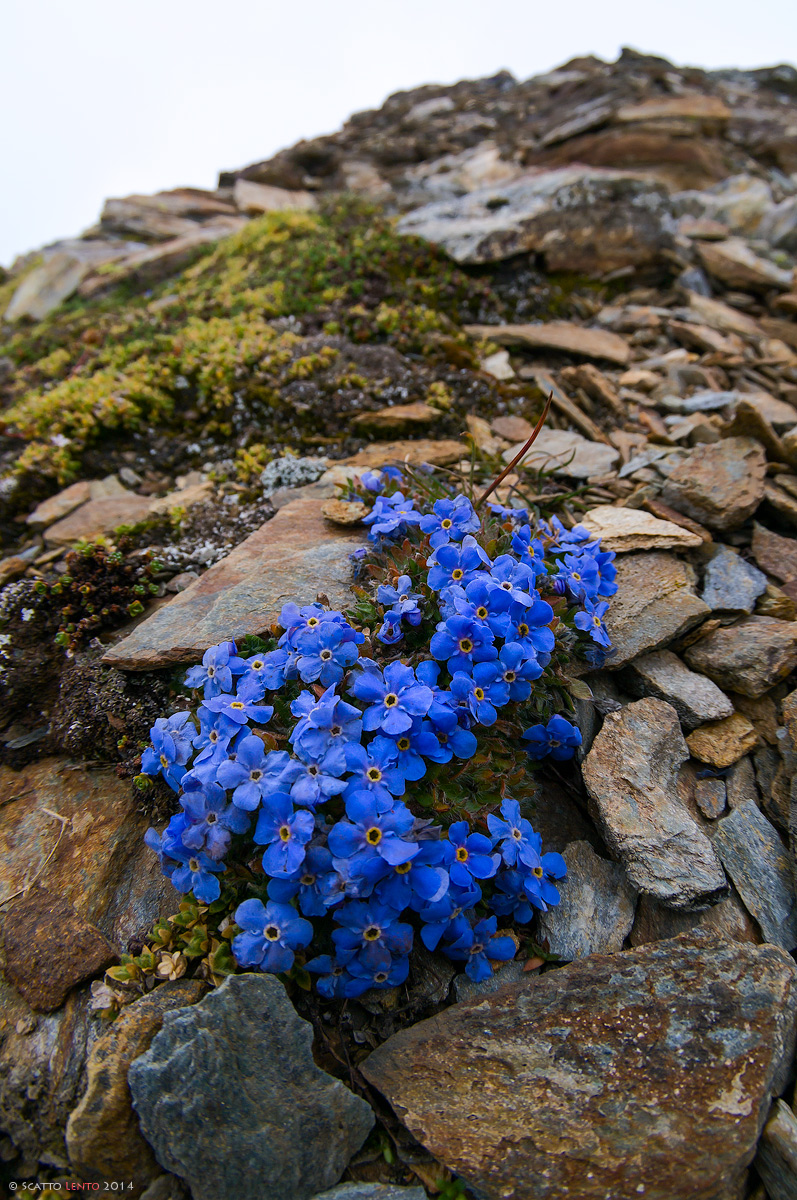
xmin=582 ymin=698 xmax=727 ymax=909
xmin=535 ymin=840 xmax=637 ymax=960
xmin=713 ymin=800 xmax=797 ymax=951
xmin=465 ymin=320 xmax=630 ymax=365
xmin=27 ymin=480 xmax=91 ymax=527
xmin=504 ymin=428 xmax=619 ymax=480
xmin=580 ymin=504 xmax=702 ymax=552
xmin=362 ymin=933 xmax=797 ymax=1200
xmin=661 ymin=437 xmax=767 ymax=532
xmin=625 ymin=648 xmax=734 ymax=729
xmin=128 ymin=973 xmax=374 ymax=1200
xmin=686 ymin=712 xmax=758 ymax=768
xmin=341 ymin=439 xmax=464 ymax=468
xmin=311 ymin=1187 xmax=427 ymax=1200
xmin=1 ymin=887 xmax=117 ymax=1012
xmin=103 ymin=497 xmax=364 ymax=670
xmin=752 ymin=522 xmax=797 ymax=584
xmin=45 ymin=494 xmax=154 ymax=546
xmin=683 ymin=616 xmax=797 ymax=698
xmin=603 ymin=552 xmax=710 ymax=668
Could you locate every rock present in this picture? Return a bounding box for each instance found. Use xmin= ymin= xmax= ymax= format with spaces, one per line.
xmin=45 ymin=493 xmax=154 ymax=547
xmin=700 ymin=545 xmax=768 ymax=614
xmin=687 ymin=290 xmax=764 ymax=338
xmin=490 ymin=414 xmax=533 ymax=441
xmin=616 ymin=94 xmax=731 ymax=123
xmin=321 ymin=499 xmax=368 ymax=525
xmin=754 ymin=1099 xmax=797 ymax=1200
xmin=362 ymin=933 xmax=797 ymax=1200
xmin=560 ymin=362 xmax=624 ymax=417
xmin=752 ymin=523 xmax=797 ymax=584
xmin=713 ymin=800 xmax=797 ymax=950
xmin=466 ymin=320 xmax=630 ymax=365
xmin=350 ymin=403 xmax=441 ymax=434
xmin=100 ymin=190 xmax=237 ymax=240
xmin=464 ymin=415 xmax=506 ymax=457
xmin=504 ymin=428 xmax=619 ymax=480
xmin=479 ymin=349 xmax=514 ymax=379
xmin=686 ymin=713 xmax=758 ymax=768
xmin=452 ymin=957 xmax=526 ymax=1004
xmin=765 ymin=481 xmax=797 ymax=529
xmin=603 ymin=553 xmax=710 ymax=668
xmin=697 ymin=237 xmax=793 ymax=292
xmin=741 ymin=392 xmax=797 ymax=433
xmin=626 ymin=649 xmax=734 ymax=729
xmin=0 ymin=759 xmax=171 ymax=948
xmin=761 ymin=195 xmax=797 ymax=253
xmin=582 ymin=698 xmax=727 ymax=909
xmin=0 ymin=556 xmax=28 ymax=586
xmin=1 ymin=888 xmax=116 ymax=1013
xmin=79 ymin=220 xmax=246 ymax=298
xmin=341 ymin=439 xmax=464 ymax=469
xmin=232 ymin=179 xmax=317 ymax=213
xmin=580 ymin=504 xmax=702 ymax=552
xmin=66 ymin=980 xmax=206 ymax=1193
xmin=147 ymin=481 xmax=214 ymax=517
xmin=661 ymin=437 xmax=767 ymax=532
xmin=128 ymin=973 xmax=374 ymax=1200
xmin=628 ymin=887 xmax=759 ymax=946
xmin=535 ymin=840 xmax=637 ymax=960
xmin=311 ymin=1186 xmax=427 ymax=1200
xmin=683 ymin=616 xmax=797 ymax=698
xmin=102 ymin=497 xmax=364 ymax=670
xmin=26 ymin=481 xmax=91 ymax=527
xmin=695 ymin=778 xmax=728 ymax=819
xmin=397 ymin=167 xmax=672 ymax=275
xmin=5 ymin=253 xmax=90 ymax=321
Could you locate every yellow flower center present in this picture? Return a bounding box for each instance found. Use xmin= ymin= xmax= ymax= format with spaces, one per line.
xmin=384 ymin=693 xmax=399 ymax=708
xmin=476 ymin=606 xmax=488 ymax=619
xmin=395 ymin=861 xmax=412 ymax=875
xmin=452 ymin=569 xmax=464 ymax=581
xmin=441 ymin=519 xmax=453 ymax=529
xmin=517 ymin=623 xmax=529 ymax=637
xmin=363 ymin=924 xmax=381 ymax=942
xmin=264 ymin=924 xmax=280 ymax=941
xmin=160 ymin=754 xmax=169 ymax=768
xmin=230 ymin=701 xmax=245 ymax=710
xmin=279 ymin=825 xmax=292 ymax=842
xmin=366 ymin=826 xmax=382 ymax=845
xmin=455 ymin=846 xmax=469 ymax=862
xmin=505 ymin=670 xmax=516 ymax=682
xmin=532 ymin=866 xmax=544 ymax=878
xmin=397 ymin=737 xmax=411 ymax=751
xmin=367 ymin=767 xmax=382 ymax=782
xmin=458 ymin=637 xmax=473 ymax=654
xmin=474 ymin=687 xmax=485 ymax=701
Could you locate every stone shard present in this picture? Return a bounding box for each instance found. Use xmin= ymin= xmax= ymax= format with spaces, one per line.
xmin=629 ymin=887 xmax=758 ymax=947
xmin=341 ymin=439 xmax=464 ymax=468
xmin=683 ymin=616 xmax=797 ymax=698
xmin=362 ymin=933 xmax=797 ymax=1200
xmin=102 ymin=497 xmax=364 ymax=670
xmin=535 ymin=840 xmax=637 ymax=960
xmin=26 ymin=480 xmax=92 ymax=527
xmin=128 ymin=973 xmax=374 ymax=1200
xmin=45 ymin=494 xmax=154 ymax=547
xmin=686 ymin=712 xmax=759 ymax=768
xmin=603 ymin=552 xmax=710 ymax=668
xmin=5 ymin=253 xmax=90 ymax=321
xmin=712 ymin=800 xmax=797 ymax=951
xmin=580 ymin=504 xmax=702 ymax=552
xmin=66 ymin=980 xmax=206 ymax=1192
xmin=350 ymin=402 xmax=442 ymax=434
xmin=697 ymin=237 xmax=793 ymax=291
xmin=661 ymin=437 xmax=767 ymax=531
xmin=1 ymin=888 xmax=117 ymax=1012
xmin=504 ymin=428 xmax=619 ymax=480
xmin=581 ymin=698 xmax=728 ymax=909
xmin=752 ymin=522 xmax=797 ymax=584
xmin=625 ymin=648 xmax=734 ymax=729
xmin=232 ymin=179 xmax=317 ymax=213
xmin=465 ymin=319 xmax=630 ymax=364
xmin=311 ymin=1187 xmax=428 ymax=1200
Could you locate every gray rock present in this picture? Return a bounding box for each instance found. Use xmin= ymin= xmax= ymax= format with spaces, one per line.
xmin=128 ymin=974 xmax=374 ymax=1200
xmin=504 ymin=427 xmax=619 ymax=480
xmin=760 ymin=194 xmax=797 ymax=253
xmin=701 ymin=546 xmax=768 ymax=614
xmin=362 ymin=933 xmax=797 ymax=1200
xmin=311 ymin=1186 xmax=428 ymax=1200
xmin=661 ymin=437 xmax=767 ymax=532
xmin=695 ymin=777 xmax=727 ymax=819
xmin=754 ymin=1099 xmax=797 ymax=1200
xmin=629 ymin=886 xmax=759 ymax=947
xmin=453 ymin=958 xmax=526 ymax=1003
xmin=626 ymin=648 xmax=734 ymax=729
xmin=683 ymin=616 xmax=797 ymax=698
xmin=604 ymin=553 xmax=710 ymax=669
xmin=582 ymin=698 xmax=728 ymax=910
xmin=535 ymin=840 xmax=637 ymax=960
xmin=5 ymin=253 xmax=91 ymax=321
xmin=713 ymin=800 xmax=797 ymax=951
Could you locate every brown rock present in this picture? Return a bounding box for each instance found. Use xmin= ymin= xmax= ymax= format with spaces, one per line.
xmin=661 ymin=437 xmax=767 ymax=531
xmin=695 ymin=778 xmax=728 ymax=819
xmin=362 ymin=934 xmax=797 ymax=1200
xmin=342 ymin=439 xmax=464 ymax=468
xmin=615 ymin=94 xmax=731 ymax=123
xmin=604 ymin=552 xmax=710 ymax=668
xmin=1 ymin=888 xmax=117 ymax=1012
xmin=628 ymin=888 xmax=758 ymax=947
xmin=66 ymin=979 xmax=206 ymax=1192
xmin=27 ymin=480 xmax=91 ymax=527
xmin=625 ymin=648 xmax=734 ymax=730
xmin=697 ymin=238 xmax=793 ymax=292
xmin=232 ymin=179 xmax=317 ymax=214
xmin=465 ymin=415 xmax=507 ymax=457
xmin=102 ymin=496 xmax=364 ymax=670
xmin=582 ymin=698 xmax=727 ymax=909
xmin=580 ymin=504 xmax=702 ymax=552
xmin=686 ymin=713 xmax=759 ymax=768
xmin=465 ymin=320 xmax=630 ymax=365
xmin=100 ymin=190 xmax=237 ymax=240
xmin=321 ymin=498 xmax=368 ymax=525
xmin=560 ymin=362 xmax=624 ymax=417
xmin=45 ymin=494 xmax=153 ymax=547
xmin=764 ymin=481 xmax=797 ymax=528
xmin=5 ymin=253 xmax=91 ymax=322
xmin=752 ymin=522 xmax=797 ymax=583
xmin=490 ymin=414 xmax=533 ymax=442
xmin=79 ymin=220 xmax=246 ymax=298
xmin=350 ymin=402 xmax=441 ymax=434
xmin=0 ymin=556 xmax=28 ymax=586
xmin=686 ymin=291 xmax=764 ymax=339
xmin=684 ymin=616 xmax=797 ymax=698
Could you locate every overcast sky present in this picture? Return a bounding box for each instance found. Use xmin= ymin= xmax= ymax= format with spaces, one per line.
xmin=1 ymin=0 xmax=795 ymax=265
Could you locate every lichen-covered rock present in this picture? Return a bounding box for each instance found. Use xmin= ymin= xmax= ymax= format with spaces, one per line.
xmin=661 ymin=437 xmax=767 ymax=531
xmin=582 ymin=698 xmax=728 ymax=909
xmin=683 ymin=616 xmax=797 ymax=698
xmin=362 ymin=933 xmax=797 ymax=1200
xmin=603 ymin=553 xmax=710 ymax=668
xmin=128 ymin=973 xmax=374 ymax=1200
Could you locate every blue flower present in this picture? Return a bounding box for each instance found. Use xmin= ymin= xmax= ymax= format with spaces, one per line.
xmin=184 ymin=642 xmax=246 ymax=698
xmin=575 ymin=597 xmax=612 ymax=648
xmin=443 ymin=915 xmax=516 ymax=982
xmin=419 ymin=496 xmax=480 ymax=549
xmin=279 ymin=602 xmax=352 ymax=648
xmin=232 ymin=897 xmax=313 ymax=973
xmin=203 ymin=688 xmax=273 ymax=726
xmin=490 ymin=868 xmax=537 ymax=924
xmin=556 ymin=552 xmax=601 ymax=601
xmin=595 ymin=548 xmax=617 ymax=598
xmin=377 ymin=575 xmax=423 ymax=623
xmin=169 ymin=845 xmax=225 ymax=904
xmin=327 ymin=791 xmax=418 ymax=866
xmin=367 ymin=841 xmax=451 ymax=911
xmin=490 ymin=503 xmax=529 ymax=525
xmin=430 ymin=614 xmax=497 ymax=675
xmin=523 ymin=714 xmax=582 ymax=761
xmin=279 ymin=742 xmax=349 ymax=807
xmin=507 ymin=599 xmax=555 ymax=658
xmin=425 ymin=721 xmax=478 ymax=761
xmin=447 ymin=821 xmax=499 ymax=886
xmin=487 ymin=554 xmax=536 ymax=605
xmin=486 ymin=798 xmax=542 ymax=869
xmin=426 ymin=535 xmax=490 ymax=592
xmin=492 ymin=640 xmax=543 ymax=701
xmin=417 ymin=883 xmax=482 ymax=950
xmin=296 ymin=622 xmax=361 ymax=686
xmin=180 ymin=777 xmax=250 ymax=860
xmin=290 ymin=685 xmax=363 ymax=757
xmin=216 ymin=736 xmax=290 ymax=811
xmin=145 ymin=813 xmax=191 ymax=874
xmin=376 ymin=610 xmax=404 ymax=645
xmin=254 ymin=792 xmax=315 ymax=876
xmin=520 ymin=849 xmax=567 ymax=912
xmin=267 ymin=844 xmax=335 ymax=917
xmin=343 ymin=739 xmax=406 ymax=805
xmin=449 ymin=671 xmax=498 ymax=726
xmin=237 ymin=648 xmax=290 ymax=696
xmin=346 ymin=944 xmax=410 ymax=991
xmin=510 ymin=525 xmax=546 ymax=574
xmin=141 ymin=712 xmax=196 ymax=791
xmin=363 ymin=492 xmax=423 ymax=538
xmin=192 ymin=704 xmax=238 ymax=762
xmin=332 ymin=899 xmax=413 ymax=959
xmin=306 ymin=954 xmax=368 ymax=999
xmin=349 ymin=659 xmax=433 ymax=736
xmin=450 ymin=576 xmax=512 ymax=639
xmin=383 ymin=722 xmax=438 ymax=781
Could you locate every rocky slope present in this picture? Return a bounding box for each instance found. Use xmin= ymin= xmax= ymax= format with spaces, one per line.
xmin=2 ymin=45 xmax=797 ymax=1200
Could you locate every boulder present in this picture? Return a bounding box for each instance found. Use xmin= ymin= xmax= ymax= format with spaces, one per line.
xmin=580 ymin=504 xmax=702 ymax=552
xmin=5 ymin=253 xmax=90 ymax=322
xmin=754 ymin=1099 xmax=797 ymax=1200
xmin=697 ymin=237 xmax=793 ymax=292
xmin=504 ymin=428 xmax=619 ymax=480
xmin=683 ymin=616 xmax=797 ymax=698
xmin=686 ymin=712 xmax=758 ymax=768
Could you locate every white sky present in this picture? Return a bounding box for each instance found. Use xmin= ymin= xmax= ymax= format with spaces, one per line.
xmin=1 ymin=0 xmax=795 ymax=266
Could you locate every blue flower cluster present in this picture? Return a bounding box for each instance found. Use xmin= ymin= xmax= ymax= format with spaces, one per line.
xmin=143 ymin=486 xmax=615 ymax=997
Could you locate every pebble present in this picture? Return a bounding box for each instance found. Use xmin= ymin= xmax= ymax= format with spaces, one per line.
xmin=604 ymin=553 xmax=710 ymax=668
xmin=503 ymin=428 xmax=620 ymax=480
xmin=580 ymin=504 xmax=702 ymax=552
xmin=695 ymin=777 xmax=728 ymax=819
xmin=535 ymin=840 xmax=637 ymax=960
